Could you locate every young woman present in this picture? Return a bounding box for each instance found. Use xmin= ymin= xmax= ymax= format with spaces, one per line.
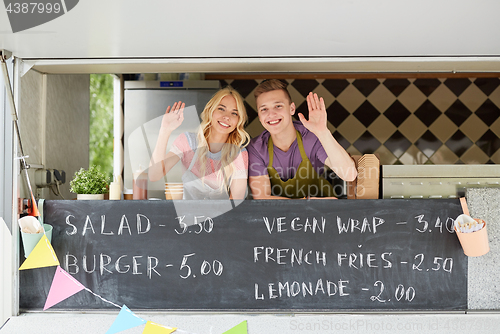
xmin=149 ymin=87 xmax=250 ymax=200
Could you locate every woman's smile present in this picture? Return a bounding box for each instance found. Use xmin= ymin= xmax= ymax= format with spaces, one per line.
xmin=218 ymin=120 xmax=231 ymax=128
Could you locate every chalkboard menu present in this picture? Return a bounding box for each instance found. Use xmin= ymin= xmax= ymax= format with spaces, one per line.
xmin=20 ymin=199 xmax=466 ymax=311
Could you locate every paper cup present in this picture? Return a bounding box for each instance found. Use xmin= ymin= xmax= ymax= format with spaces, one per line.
xmin=165 ymin=183 xmax=183 ymax=200
xmin=165 ymin=190 xmax=183 ymax=200
xmin=165 ymin=188 xmax=183 ymax=192
xmin=21 ymin=224 xmax=53 ymax=258
xmin=454 ymin=216 xmax=490 ymax=257
xmin=165 ymin=184 xmax=183 ymax=189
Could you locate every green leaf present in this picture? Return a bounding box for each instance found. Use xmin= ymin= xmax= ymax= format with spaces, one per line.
xmin=70 ymin=165 xmax=109 ymax=194
xmin=89 ymin=74 xmax=114 ymax=180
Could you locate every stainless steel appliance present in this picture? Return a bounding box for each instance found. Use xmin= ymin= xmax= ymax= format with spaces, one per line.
xmin=382 ymin=165 xmax=500 ymax=199
xmin=124 ymin=80 xmax=220 ymax=199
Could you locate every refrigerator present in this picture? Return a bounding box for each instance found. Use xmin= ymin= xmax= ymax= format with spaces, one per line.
xmin=124 ymin=80 xmax=220 ymax=199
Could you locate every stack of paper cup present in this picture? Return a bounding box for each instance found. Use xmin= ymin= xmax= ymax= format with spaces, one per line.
xmin=355 ymin=154 xmax=379 ymax=199
xmin=165 ymin=183 xmax=183 ymax=200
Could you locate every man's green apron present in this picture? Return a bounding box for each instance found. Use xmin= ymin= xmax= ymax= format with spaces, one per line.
xmin=267 ymin=131 xmax=335 ymax=198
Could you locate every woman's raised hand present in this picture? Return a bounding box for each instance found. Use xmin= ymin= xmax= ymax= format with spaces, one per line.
xmin=150 ymin=101 xmax=184 ymax=181
xmin=161 ymin=101 xmax=185 ymax=132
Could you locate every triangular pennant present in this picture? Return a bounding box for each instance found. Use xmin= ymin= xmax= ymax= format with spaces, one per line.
xmin=142 ymin=321 xmax=177 ymax=334
xmin=223 ymin=321 xmax=247 ymax=334
xmin=43 ymin=266 xmax=85 ymax=310
xmin=106 ymin=305 xmax=147 ymax=334
xmin=29 ymin=193 xmax=40 ymax=217
xmin=19 ymin=234 xmax=59 ymax=270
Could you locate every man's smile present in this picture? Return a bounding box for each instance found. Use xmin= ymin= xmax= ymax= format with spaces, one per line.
xmin=267 ymin=119 xmax=282 ymax=125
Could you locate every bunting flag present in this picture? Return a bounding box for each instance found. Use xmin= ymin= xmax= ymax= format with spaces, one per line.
xmin=29 ymin=193 xmax=40 ymax=217
xmin=142 ymin=321 xmax=177 ymax=334
xmin=106 ymin=305 xmax=147 ymax=334
xmin=43 ymin=266 xmax=85 ymax=310
xmin=223 ymin=321 xmax=247 ymax=334
xmin=19 ymin=234 xmax=59 ymax=270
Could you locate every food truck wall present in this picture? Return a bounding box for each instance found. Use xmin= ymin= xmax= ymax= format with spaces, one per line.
xmin=18 ymin=71 xmax=90 ymax=201
xmin=1 ymin=0 xmax=500 ymax=332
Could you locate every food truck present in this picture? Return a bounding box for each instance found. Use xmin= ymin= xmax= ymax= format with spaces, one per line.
xmin=1 ymin=1 xmax=500 ymax=333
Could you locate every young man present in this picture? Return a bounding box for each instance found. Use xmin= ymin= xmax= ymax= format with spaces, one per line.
xmin=247 ymin=79 xmax=356 ymax=199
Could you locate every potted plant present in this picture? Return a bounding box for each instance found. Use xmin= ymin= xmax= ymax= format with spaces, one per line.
xmin=70 ymin=165 xmax=109 ymax=200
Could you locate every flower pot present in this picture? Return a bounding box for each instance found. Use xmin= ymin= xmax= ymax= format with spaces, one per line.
xmin=77 ymin=194 xmax=104 ymax=200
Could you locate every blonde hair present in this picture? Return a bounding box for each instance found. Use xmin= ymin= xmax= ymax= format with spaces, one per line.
xmin=195 ymin=87 xmax=250 ymax=192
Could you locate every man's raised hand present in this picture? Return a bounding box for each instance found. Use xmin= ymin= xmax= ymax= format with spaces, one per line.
xmin=297 ymin=92 xmax=328 ymax=135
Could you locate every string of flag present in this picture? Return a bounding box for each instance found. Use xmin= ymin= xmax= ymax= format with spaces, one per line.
xmin=19 ymin=200 xmax=248 ymax=334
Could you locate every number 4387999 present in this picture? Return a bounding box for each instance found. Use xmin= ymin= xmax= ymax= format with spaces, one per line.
xmin=6 ymin=2 xmax=62 ymax=14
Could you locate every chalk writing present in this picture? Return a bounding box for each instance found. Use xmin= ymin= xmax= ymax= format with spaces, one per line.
xmin=254 ymin=278 xmax=350 ymax=300
xmin=20 ymin=199 xmax=466 ymax=310
xmin=175 ymin=215 xmax=214 ymax=235
xmin=336 ymin=216 xmax=385 ymax=234
xmin=263 ymin=216 xmax=326 ymax=234
xmin=64 ymin=252 xmax=224 ymax=280
xmin=65 ymin=214 xmax=151 ymax=236
xmin=254 ymin=246 xmax=327 ymax=266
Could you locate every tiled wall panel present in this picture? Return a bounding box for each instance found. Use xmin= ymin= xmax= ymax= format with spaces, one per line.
xmin=222 ymin=78 xmax=500 ymax=165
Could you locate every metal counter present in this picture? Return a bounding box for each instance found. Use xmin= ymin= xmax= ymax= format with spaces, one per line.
xmin=382 ymin=165 xmax=500 ymax=199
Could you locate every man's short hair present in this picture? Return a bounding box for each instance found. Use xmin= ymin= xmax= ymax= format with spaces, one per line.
xmin=254 ymin=79 xmax=292 ymax=103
